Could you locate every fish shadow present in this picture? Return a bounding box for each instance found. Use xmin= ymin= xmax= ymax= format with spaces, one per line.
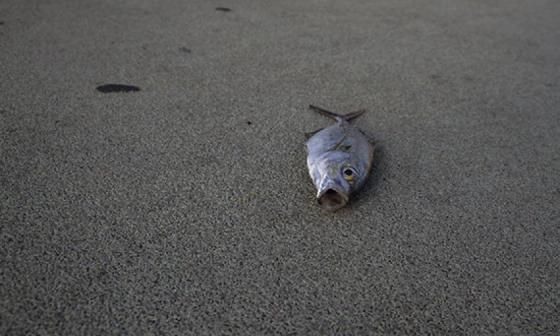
xmin=351 ymin=143 xmax=385 ymax=206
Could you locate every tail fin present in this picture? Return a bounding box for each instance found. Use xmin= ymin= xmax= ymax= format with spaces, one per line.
xmin=309 ymin=105 xmax=365 ymax=122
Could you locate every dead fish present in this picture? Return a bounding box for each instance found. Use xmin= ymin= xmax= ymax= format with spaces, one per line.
xmin=305 ymin=105 xmax=375 ymax=211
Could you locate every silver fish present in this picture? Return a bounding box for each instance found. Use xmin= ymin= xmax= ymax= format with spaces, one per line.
xmin=305 ymin=105 xmax=375 ymax=211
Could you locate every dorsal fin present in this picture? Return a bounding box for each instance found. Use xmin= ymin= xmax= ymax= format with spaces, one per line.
xmin=304 ymin=127 xmax=324 ymax=139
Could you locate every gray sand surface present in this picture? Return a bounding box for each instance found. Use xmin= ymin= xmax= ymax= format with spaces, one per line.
xmin=1 ymin=0 xmax=559 ymax=334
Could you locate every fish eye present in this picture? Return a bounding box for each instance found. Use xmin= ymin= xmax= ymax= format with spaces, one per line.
xmin=343 ymin=167 xmax=356 ymax=181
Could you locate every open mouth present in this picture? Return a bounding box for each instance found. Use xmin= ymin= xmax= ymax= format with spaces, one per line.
xmin=317 ymin=188 xmax=348 ymax=211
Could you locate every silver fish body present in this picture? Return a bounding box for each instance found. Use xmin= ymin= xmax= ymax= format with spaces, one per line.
xmin=305 ymin=105 xmax=375 ymax=211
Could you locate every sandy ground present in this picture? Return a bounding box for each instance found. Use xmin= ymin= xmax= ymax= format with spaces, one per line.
xmin=1 ymin=0 xmax=559 ymax=334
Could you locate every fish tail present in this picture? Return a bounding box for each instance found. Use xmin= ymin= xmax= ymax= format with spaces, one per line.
xmin=309 ymin=105 xmax=366 ymax=122
xmin=343 ymin=109 xmax=366 ymax=121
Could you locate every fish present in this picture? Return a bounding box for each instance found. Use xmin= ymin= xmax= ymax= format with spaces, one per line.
xmin=305 ymin=105 xmax=375 ymax=211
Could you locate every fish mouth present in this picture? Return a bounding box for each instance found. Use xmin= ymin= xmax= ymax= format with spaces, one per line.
xmin=317 ymin=188 xmax=349 ymax=211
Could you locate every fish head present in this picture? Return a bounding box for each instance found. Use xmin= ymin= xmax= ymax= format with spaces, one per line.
xmin=308 ymin=152 xmax=369 ymax=211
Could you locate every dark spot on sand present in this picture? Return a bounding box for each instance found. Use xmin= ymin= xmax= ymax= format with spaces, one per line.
xmin=0 ymin=22 xmax=4 ymax=25
xmin=96 ymin=84 xmax=141 ymax=93
xmin=246 ymin=121 xmax=252 ymax=125
xmin=215 ymin=7 xmax=231 ymax=12
xmin=179 ymin=47 xmax=191 ymax=53
xmin=430 ymin=74 xmax=447 ymax=85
